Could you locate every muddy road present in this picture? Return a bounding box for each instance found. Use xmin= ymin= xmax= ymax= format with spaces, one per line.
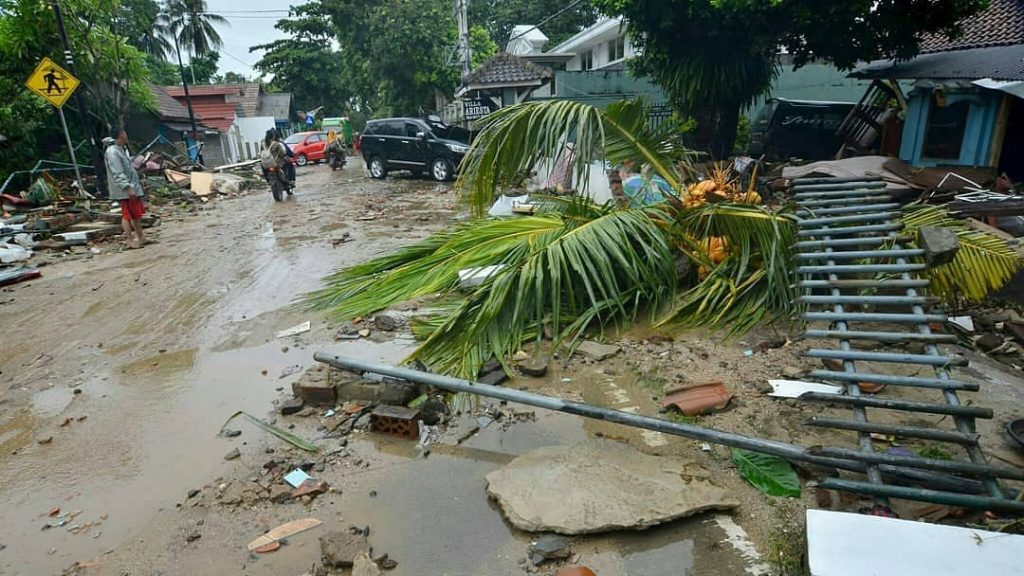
xmin=0 ymin=166 xmax=768 ymax=576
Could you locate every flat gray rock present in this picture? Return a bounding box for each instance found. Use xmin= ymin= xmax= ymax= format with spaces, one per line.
xmin=485 ymin=440 xmax=738 ymax=534
xmin=574 ymin=340 xmax=620 ymax=361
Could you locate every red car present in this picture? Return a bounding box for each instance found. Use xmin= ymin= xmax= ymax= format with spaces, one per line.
xmin=283 ymin=131 xmax=328 ymax=166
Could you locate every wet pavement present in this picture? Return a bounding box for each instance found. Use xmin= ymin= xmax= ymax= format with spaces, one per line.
xmin=0 ymin=164 xmax=767 ymax=575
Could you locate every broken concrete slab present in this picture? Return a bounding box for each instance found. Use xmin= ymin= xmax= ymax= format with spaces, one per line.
xmin=485 ymin=439 xmax=738 ymax=534
xmin=574 ymin=340 xmax=621 ymax=361
xmin=336 ymin=373 xmax=419 ymax=405
xmin=917 ymin=226 xmax=960 ymax=266
xmin=517 ymin=358 xmax=549 ymax=377
xmin=353 ymin=552 xmax=383 ymax=576
xmin=279 ymin=397 xmax=305 ymax=416
xmin=320 ymin=531 xmax=371 ymax=568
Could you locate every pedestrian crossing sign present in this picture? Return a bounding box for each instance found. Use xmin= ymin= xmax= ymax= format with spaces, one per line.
xmin=26 ymin=57 xmax=79 ymax=108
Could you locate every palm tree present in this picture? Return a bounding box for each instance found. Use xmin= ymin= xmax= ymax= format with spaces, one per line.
xmin=304 ymin=99 xmax=1021 ymax=378
xmin=162 ymin=0 xmax=228 ymax=83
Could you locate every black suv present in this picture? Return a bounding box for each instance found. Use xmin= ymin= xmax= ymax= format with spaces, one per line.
xmin=359 ymin=116 xmax=470 ymax=181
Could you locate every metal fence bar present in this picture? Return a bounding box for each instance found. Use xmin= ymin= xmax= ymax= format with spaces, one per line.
xmin=816 ymin=478 xmax=1024 ymax=514
xmin=798 ymin=278 xmax=930 ymax=289
xmin=804 ymin=348 xmax=967 ymax=367
xmin=809 ymin=370 xmax=979 ymax=391
xmin=796 ymin=203 xmax=901 ymax=216
xmin=797 ymin=295 xmax=937 ymax=305
xmin=798 ymin=392 xmax=993 ymax=419
xmin=804 ymin=311 xmax=946 ymax=323
xmin=803 ymin=329 xmax=957 ymax=343
xmin=810 ymin=447 xmax=1021 ymax=480
xmin=805 ymin=416 xmax=979 ymax=445
xmin=797 ymin=223 xmax=904 ymax=237
xmin=798 ymin=212 xmax=901 ymax=227
xmin=794 ymin=249 xmax=925 ymax=261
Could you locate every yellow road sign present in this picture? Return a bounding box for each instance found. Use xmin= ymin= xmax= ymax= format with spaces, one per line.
xmin=25 ymin=57 xmax=80 ymax=108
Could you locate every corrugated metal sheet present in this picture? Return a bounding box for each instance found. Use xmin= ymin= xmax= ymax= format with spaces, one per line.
xmin=851 ymin=44 xmax=1024 ymax=82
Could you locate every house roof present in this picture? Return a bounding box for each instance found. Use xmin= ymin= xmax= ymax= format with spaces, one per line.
xmin=462 ymin=53 xmax=552 ymax=87
xmin=851 ymin=44 xmax=1024 ymax=82
xmin=258 ymin=93 xmax=293 ymax=121
xmin=149 ymin=84 xmax=195 ymax=122
xmin=162 ymin=83 xmax=262 ymax=117
xmin=918 ymin=0 xmax=1024 ymax=53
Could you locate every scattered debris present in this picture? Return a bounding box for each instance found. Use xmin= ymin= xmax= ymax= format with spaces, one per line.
xmin=352 ymin=552 xmax=383 ymax=576
xmin=529 ymin=534 xmax=571 ymax=565
xmin=284 ymin=469 xmax=313 ymax=488
xmin=187 ymin=489 xmax=200 ymax=499
xmin=485 ymin=440 xmax=738 ymax=534
xmin=0 ymin=266 xmax=40 ymax=287
xmin=223 ymin=448 xmax=240 ymax=461
xmin=661 ymin=382 xmax=733 ymax=415
xmin=37 ymin=436 xmax=53 ymax=445
xmin=370 ymin=405 xmax=421 ymax=440
xmin=320 ymin=531 xmax=370 ymax=568
xmin=458 ymin=265 xmax=505 ymax=288
xmin=221 ymin=428 xmax=241 ymax=438
xmin=247 ymin=518 xmax=322 ymax=552
xmin=220 ymin=411 xmax=319 ymax=453
xmin=917 ymin=225 xmax=960 ymax=266
xmin=280 ymin=364 xmax=303 ymax=379
xmin=555 ymin=568 xmax=596 ymax=576
xmin=280 ymin=398 xmax=306 ymax=416
xmin=976 ymin=333 xmax=1004 ymax=353
xmin=574 ymin=340 xmax=621 ymax=361
xmin=517 ymin=357 xmax=549 ymax=377
xmin=768 ymin=379 xmax=843 ymax=399
xmin=372 ymin=313 xmax=398 ymax=331
xmin=374 ymin=553 xmax=398 ymax=570
xmin=276 ymin=321 xmax=311 ymax=338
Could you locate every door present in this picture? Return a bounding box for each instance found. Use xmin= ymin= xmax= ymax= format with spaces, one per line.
xmin=402 ymin=121 xmax=430 ymax=167
xmin=307 ymin=133 xmax=327 ymax=161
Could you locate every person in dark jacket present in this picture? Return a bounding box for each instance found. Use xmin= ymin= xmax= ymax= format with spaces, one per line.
xmin=103 ymin=127 xmax=146 ymax=248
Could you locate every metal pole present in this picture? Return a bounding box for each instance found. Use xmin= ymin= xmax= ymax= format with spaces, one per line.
xmin=50 ymin=0 xmax=97 ymax=200
xmin=57 ymin=107 xmax=85 ymax=196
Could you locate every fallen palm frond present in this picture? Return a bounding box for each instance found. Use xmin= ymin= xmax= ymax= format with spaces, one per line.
xmin=660 ymin=203 xmax=797 ymax=334
xmin=221 ymin=411 xmax=319 ymax=453
xmin=409 ymin=206 xmax=677 ymax=377
xmin=459 ymin=99 xmax=692 ymax=215
xmin=900 ymin=204 xmax=1022 ymax=303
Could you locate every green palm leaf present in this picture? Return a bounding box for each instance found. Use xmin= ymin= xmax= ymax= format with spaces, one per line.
xmin=457 ymin=99 xmax=690 ymax=215
xmin=659 ymin=203 xmax=797 ymax=334
xmin=899 ymin=204 xmax=1022 ymax=303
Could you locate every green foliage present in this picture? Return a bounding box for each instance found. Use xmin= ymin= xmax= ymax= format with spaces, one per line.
xmin=662 ymin=203 xmax=797 ymax=335
xmin=307 ymin=203 xmax=677 ymax=378
xmin=594 ymin=0 xmax=988 ymax=156
xmin=458 ymin=99 xmax=691 ymax=215
xmin=733 ymin=116 xmax=751 ymax=156
xmin=145 ymin=54 xmax=181 ymax=85
xmin=186 ymin=51 xmax=219 ymax=84
xmin=164 ymin=0 xmax=227 ymax=58
xmin=252 ymin=2 xmax=348 ymax=117
xmin=469 ymin=0 xmax=601 ymax=46
xmin=731 ymin=449 xmax=801 ymax=497
xmin=900 ymin=204 xmax=1022 ymax=303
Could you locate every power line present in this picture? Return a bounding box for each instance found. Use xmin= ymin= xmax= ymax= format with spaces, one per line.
xmin=507 ymin=0 xmax=586 ymax=44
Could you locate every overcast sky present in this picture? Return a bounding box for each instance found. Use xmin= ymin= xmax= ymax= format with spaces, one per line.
xmin=205 ymin=1 xmax=290 ymax=78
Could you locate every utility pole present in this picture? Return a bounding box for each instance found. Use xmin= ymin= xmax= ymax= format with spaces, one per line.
xmin=173 ymin=38 xmax=203 ymax=165
xmin=455 ymin=0 xmax=471 ymax=77
xmin=49 ymin=0 xmax=94 ymax=199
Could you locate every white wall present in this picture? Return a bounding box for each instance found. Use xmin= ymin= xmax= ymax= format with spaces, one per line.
xmin=231 ymin=116 xmax=277 ymax=161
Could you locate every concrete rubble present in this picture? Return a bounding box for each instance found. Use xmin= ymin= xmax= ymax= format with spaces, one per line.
xmin=485 ymin=439 xmax=739 ymax=534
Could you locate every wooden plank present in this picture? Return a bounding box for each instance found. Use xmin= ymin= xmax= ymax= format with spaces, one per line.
xmin=189 ymin=171 xmax=214 ymax=196
xmin=245 ymin=518 xmax=322 ymax=551
xmin=212 ymin=159 xmax=260 ymax=172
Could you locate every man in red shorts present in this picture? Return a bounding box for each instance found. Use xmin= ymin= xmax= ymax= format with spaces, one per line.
xmin=103 ymin=127 xmax=146 ymax=248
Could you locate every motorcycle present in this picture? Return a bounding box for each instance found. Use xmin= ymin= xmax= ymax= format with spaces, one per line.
xmin=264 ymin=165 xmax=291 ymax=202
xmin=326 ymin=143 xmax=347 ymax=171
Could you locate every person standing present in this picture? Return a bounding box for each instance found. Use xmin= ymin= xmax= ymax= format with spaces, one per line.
xmin=103 ymin=127 xmax=146 ymax=248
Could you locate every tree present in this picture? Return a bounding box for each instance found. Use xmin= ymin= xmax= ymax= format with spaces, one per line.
xmin=469 ymin=0 xmax=600 ymax=47
xmin=593 ymin=0 xmax=989 ymax=158
xmin=187 ymin=51 xmax=219 ymax=84
xmin=114 ymin=0 xmax=172 ymax=59
xmin=163 ymin=0 xmax=227 ymax=59
xmin=218 ymin=71 xmax=248 ymax=84
xmin=252 ymin=2 xmax=348 ymax=116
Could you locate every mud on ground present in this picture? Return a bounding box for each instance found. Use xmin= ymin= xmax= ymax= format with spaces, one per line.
xmin=2 ymin=162 xmax=1023 ymax=576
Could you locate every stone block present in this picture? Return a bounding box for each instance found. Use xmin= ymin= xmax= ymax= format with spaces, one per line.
xmin=917 ymin=226 xmax=960 ymax=266
xmin=292 ymin=378 xmax=337 ymax=406
xmin=335 ymin=373 xmax=419 ymax=405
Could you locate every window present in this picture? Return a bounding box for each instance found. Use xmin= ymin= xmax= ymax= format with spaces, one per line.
xmin=284 ymin=134 xmax=304 ymax=144
xmin=922 ymin=96 xmax=969 ymax=160
xmin=607 ymin=36 xmax=626 ymax=62
xmin=382 ymin=121 xmax=404 ymax=136
xmin=405 ymin=122 xmax=422 ymax=137
xmin=581 ymin=50 xmax=594 ymax=71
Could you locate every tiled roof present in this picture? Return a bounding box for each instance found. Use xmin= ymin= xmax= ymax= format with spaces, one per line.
xmin=162 ymin=83 xmax=262 ymax=117
xmin=919 ymin=0 xmax=1024 ymax=53
xmin=852 ymin=44 xmax=1024 ymax=81
xmin=149 ymin=84 xmax=194 ymax=122
xmin=463 ymin=53 xmax=552 ymax=86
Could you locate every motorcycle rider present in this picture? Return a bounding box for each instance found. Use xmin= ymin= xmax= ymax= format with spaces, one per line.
xmin=274 ymin=128 xmax=297 ymax=185
xmin=261 ymin=128 xmax=292 ymax=198
xmin=325 ymin=129 xmax=346 ymax=168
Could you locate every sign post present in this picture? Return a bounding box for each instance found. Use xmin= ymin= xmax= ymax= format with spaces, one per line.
xmin=25 ymin=56 xmax=86 ymax=198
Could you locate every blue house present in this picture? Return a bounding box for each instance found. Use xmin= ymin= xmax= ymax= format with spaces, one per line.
xmin=851 ymin=0 xmax=1024 ymax=179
